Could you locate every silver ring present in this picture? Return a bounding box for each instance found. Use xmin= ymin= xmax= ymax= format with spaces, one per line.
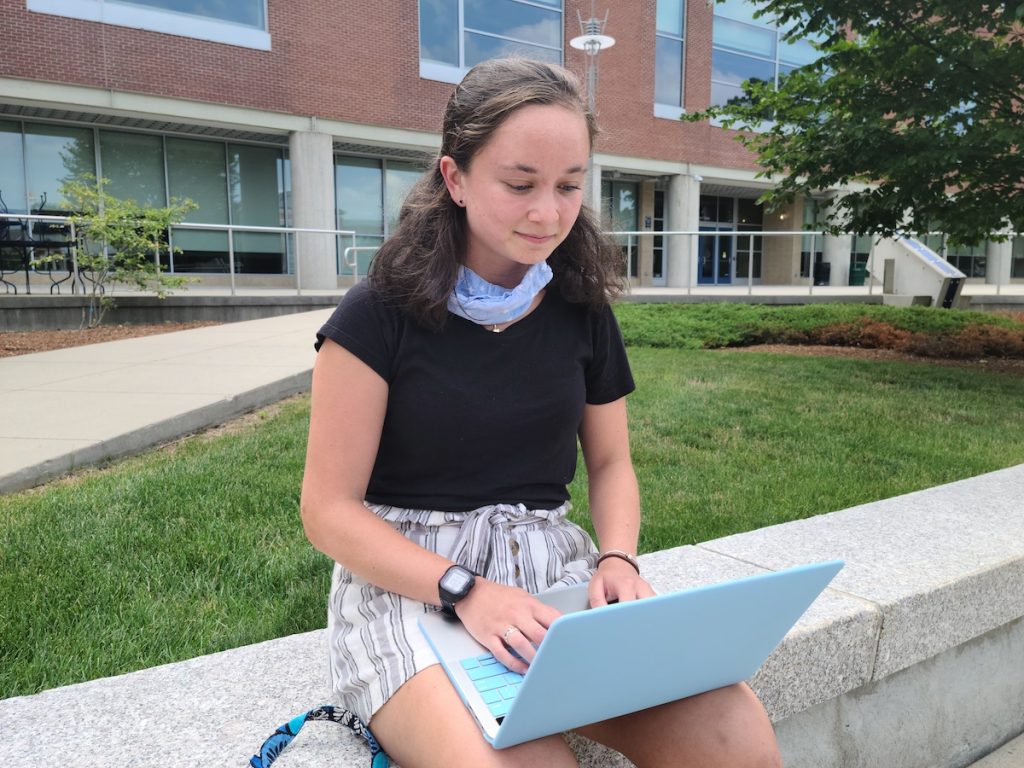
xmin=503 ymin=625 xmax=521 ymax=643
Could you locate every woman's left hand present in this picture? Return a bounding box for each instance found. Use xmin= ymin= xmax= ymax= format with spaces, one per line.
xmin=588 ymin=556 xmax=656 ymax=607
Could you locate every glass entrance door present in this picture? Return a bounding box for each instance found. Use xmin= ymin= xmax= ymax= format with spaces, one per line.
xmin=698 ymin=227 xmax=733 ymax=285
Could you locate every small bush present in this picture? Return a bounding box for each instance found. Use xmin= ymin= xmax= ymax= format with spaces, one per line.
xmin=614 ymin=303 xmax=1024 ymax=359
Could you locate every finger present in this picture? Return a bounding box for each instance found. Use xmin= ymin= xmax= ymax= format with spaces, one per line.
xmin=493 ymin=632 xmax=529 ymax=673
xmin=588 ymin=576 xmax=609 ymax=608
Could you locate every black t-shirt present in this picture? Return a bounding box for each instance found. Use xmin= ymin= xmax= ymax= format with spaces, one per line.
xmin=315 ymin=281 xmax=635 ymax=512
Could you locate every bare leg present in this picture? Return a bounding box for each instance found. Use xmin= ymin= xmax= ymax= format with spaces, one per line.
xmin=576 ymin=683 xmax=782 ymax=768
xmin=369 ymin=665 xmax=580 ymax=768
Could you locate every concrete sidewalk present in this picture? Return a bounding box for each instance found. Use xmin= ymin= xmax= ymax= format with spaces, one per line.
xmin=0 ymin=308 xmax=334 ymax=494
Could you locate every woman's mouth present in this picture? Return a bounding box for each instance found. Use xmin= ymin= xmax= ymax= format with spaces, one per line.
xmin=517 ymin=232 xmax=556 ymax=245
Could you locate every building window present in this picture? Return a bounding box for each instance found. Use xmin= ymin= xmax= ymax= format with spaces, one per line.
xmin=27 ymin=0 xmax=271 ymax=50
xmin=335 ymin=156 xmax=428 ymax=277
xmin=920 ymin=233 xmax=988 ymax=278
xmin=1 ymin=121 xmax=288 ymax=275
xmin=419 ymin=0 xmax=563 ymax=84
xmin=800 ymin=197 xmax=825 ymax=280
xmin=654 ymin=0 xmax=685 ymax=119
xmin=1013 ymin=237 xmax=1024 ymax=279
xmin=946 ymin=242 xmax=987 ymax=278
xmin=710 ymin=0 xmax=818 ymax=108
xmin=600 ymin=179 xmax=640 ymax=279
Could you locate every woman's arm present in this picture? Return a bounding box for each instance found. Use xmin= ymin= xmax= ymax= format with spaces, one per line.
xmin=300 ymin=338 xmax=558 ymax=671
xmin=578 ymin=397 xmax=656 ymax=607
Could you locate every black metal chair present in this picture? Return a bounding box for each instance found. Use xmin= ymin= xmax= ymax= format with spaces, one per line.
xmin=0 ymin=191 xmax=79 ymax=294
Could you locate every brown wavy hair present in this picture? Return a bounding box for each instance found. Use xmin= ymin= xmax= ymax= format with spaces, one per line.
xmin=367 ymin=57 xmax=626 ymax=329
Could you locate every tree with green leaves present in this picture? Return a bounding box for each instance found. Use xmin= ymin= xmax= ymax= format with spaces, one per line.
xmin=42 ymin=175 xmax=196 ymax=327
xmin=690 ymin=1 xmax=1024 ymax=246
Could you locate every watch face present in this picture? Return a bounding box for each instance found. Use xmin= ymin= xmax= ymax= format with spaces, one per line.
xmin=442 ymin=567 xmax=474 ymax=593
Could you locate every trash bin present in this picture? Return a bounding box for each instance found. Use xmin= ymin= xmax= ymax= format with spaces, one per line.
xmin=849 ymin=262 xmax=867 ymax=286
xmin=813 ymin=262 xmax=831 ymax=286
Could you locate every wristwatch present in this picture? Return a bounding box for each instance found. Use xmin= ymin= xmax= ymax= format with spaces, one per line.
xmin=438 ymin=564 xmax=477 ymax=618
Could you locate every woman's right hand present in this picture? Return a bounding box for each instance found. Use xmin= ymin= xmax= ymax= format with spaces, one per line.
xmin=453 ymin=578 xmax=561 ymax=674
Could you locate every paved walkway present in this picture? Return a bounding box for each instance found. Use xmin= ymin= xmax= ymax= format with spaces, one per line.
xmin=0 ymin=308 xmax=333 ymax=494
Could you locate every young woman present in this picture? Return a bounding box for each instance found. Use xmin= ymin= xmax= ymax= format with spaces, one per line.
xmin=301 ymin=58 xmax=783 ymax=768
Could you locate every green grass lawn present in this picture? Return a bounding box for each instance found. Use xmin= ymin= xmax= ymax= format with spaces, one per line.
xmin=2 ymin=304 xmax=1023 ymax=698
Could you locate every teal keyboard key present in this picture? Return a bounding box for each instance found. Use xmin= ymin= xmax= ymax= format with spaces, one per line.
xmin=467 ymin=665 xmax=502 ymax=681
xmin=500 ymin=685 xmax=519 ymax=700
xmin=460 ymin=658 xmax=480 ymax=670
xmin=481 ymin=689 xmax=501 ymax=705
xmin=475 ymin=676 xmax=508 ymax=693
xmin=488 ymin=698 xmax=512 ymax=717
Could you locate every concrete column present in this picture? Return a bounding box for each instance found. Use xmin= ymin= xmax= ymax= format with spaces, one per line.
xmin=667 ymin=173 xmax=700 ymax=288
xmin=824 ymin=234 xmax=852 ymax=286
xmin=289 ymin=131 xmax=336 ymax=290
xmin=985 ymin=239 xmax=1012 ymax=285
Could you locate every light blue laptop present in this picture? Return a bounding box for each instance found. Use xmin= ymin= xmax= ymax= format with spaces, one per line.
xmin=418 ymin=559 xmax=843 ymax=749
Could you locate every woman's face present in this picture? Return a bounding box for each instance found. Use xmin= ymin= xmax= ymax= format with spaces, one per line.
xmin=440 ymin=103 xmax=590 ymax=287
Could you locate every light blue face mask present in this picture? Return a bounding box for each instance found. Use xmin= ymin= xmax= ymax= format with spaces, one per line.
xmin=447 ymin=261 xmax=553 ymax=327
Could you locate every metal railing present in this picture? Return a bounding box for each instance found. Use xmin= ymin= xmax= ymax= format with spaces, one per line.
xmin=342 ymin=246 xmax=381 ymax=282
xmin=610 ymin=229 xmax=851 ymax=297
xmin=172 ymin=222 xmax=356 ymax=295
xmin=0 ymin=212 xmax=79 ymax=294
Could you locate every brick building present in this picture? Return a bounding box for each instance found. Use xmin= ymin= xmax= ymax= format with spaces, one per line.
xmin=1 ymin=0 xmax=1020 ymax=290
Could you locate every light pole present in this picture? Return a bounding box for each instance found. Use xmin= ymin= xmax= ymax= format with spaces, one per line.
xmin=570 ymin=6 xmax=615 ymax=210
xmin=569 ymin=7 xmax=615 ymax=116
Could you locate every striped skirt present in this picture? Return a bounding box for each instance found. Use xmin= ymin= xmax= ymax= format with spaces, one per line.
xmin=327 ymin=501 xmax=598 ymax=724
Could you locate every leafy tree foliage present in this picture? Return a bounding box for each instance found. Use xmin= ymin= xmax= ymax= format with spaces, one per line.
xmin=690 ymin=1 xmax=1024 ymax=245
xmin=36 ymin=175 xmax=195 ymax=327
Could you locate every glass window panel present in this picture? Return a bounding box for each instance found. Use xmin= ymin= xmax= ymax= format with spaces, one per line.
xmin=610 ymin=182 xmax=638 ymax=232
xmin=717 ymin=197 xmax=734 ymax=222
xmin=737 ymin=198 xmax=762 ymax=225
xmin=713 ymin=17 xmax=776 ymax=59
xmin=419 ymin=0 xmax=459 ymax=65
xmin=464 ymin=31 xmax=560 ymax=67
xmin=921 ymin=233 xmax=944 ymax=253
xmin=99 ymin=131 xmax=166 ymax=208
xmin=851 ymin=235 xmax=873 ymax=254
xmin=713 ymin=0 xmax=765 ymax=26
xmin=385 ymin=161 xmax=424 ymax=234
xmin=1011 ymin=237 xmax=1024 ymax=278
xmin=108 ymin=0 xmax=266 ymax=29
xmin=340 ymin=233 xmax=384 ymax=277
xmin=655 ymin=36 xmax=684 ymax=106
xmin=712 ymin=49 xmax=776 ymax=87
xmin=0 ymin=121 xmax=27 ymax=214
xmin=25 ymin=124 xmax=96 ymax=213
xmin=656 ymin=0 xmax=684 ymax=36
xmin=710 ymin=81 xmax=748 ymax=108
xmin=779 ymin=36 xmax=818 ymax=66
xmin=336 ymin=156 xmax=383 ymax=236
xmin=166 ymin=137 xmax=228 ymax=259
xmin=464 ymin=0 xmax=560 ymax=48
xmin=227 ymin=144 xmax=285 ymax=273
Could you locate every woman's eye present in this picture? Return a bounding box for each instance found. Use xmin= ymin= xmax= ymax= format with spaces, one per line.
xmin=560 ymin=184 xmax=582 ymax=193
xmin=507 ymin=183 xmax=531 ymax=192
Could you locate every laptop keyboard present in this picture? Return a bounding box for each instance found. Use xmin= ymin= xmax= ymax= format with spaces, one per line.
xmin=459 ymin=653 xmax=525 ymax=719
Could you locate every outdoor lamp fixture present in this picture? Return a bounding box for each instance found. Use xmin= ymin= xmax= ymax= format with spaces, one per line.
xmin=571 ymin=4 xmax=615 ymax=188
xmin=570 ymin=5 xmax=615 ymax=114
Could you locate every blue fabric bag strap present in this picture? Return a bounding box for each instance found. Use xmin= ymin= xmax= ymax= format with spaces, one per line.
xmin=249 ymin=705 xmax=390 ymax=768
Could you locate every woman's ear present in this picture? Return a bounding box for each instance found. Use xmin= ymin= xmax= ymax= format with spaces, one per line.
xmin=439 ymin=155 xmax=465 ymax=207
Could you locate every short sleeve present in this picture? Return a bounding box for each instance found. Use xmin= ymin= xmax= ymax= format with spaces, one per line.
xmin=315 ymin=282 xmax=397 ymax=382
xmin=585 ymin=304 xmax=635 ymax=405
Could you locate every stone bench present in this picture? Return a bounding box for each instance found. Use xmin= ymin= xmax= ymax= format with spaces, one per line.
xmin=2 ymin=465 xmax=1022 ymax=768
